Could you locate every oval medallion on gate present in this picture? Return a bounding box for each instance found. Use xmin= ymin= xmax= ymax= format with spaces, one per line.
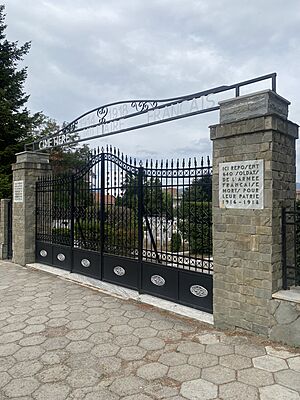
xmin=113 ymin=266 xmax=126 ymax=276
xmin=39 ymin=250 xmax=47 ymax=257
xmin=57 ymin=253 xmax=66 ymax=262
xmin=190 ymin=285 xmax=208 ymax=298
xmin=81 ymin=259 xmax=90 ymax=268
xmin=150 ymin=275 xmax=165 ymax=287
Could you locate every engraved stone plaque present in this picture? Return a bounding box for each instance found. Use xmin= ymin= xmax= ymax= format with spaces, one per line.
xmin=13 ymin=180 xmax=24 ymax=203
xmin=219 ymin=160 xmax=264 ymax=209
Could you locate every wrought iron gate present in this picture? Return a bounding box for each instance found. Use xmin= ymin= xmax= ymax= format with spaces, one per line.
xmin=282 ymin=206 xmax=300 ymax=289
xmin=36 ymin=147 xmax=213 ymax=312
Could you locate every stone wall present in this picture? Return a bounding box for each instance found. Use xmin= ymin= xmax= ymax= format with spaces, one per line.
xmin=12 ymin=152 xmax=51 ymax=265
xmin=269 ymin=295 xmax=300 ymax=347
xmin=211 ymin=90 xmax=299 ymax=339
xmin=0 ymin=199 xmax=10 ymax=259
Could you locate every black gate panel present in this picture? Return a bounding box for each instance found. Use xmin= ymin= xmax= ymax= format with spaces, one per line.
xmin=72 ymin=248 xmax=101 ymax=279
xmin=36 ymin=241 xmax=53 ymax=265
xmin=178 ymin=270 xmax=213 ymax=313
xmin=282 ymin=206 xmax=300 ymax=289
xmin=36 ymin=148 xmax=214 ymax=314
xmin=102 ymin=254 xmax=139 ymax=290
xmin=141 ymin=262 xmax=178 ymax=302
xmin=52 ymin=244 xmax=72 ymax=271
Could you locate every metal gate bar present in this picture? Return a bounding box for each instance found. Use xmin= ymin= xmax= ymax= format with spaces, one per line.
xmin=36 ymin=147 xmax=213 ymax=312
xmin=282 ymin=206 xmax=300 ymax=289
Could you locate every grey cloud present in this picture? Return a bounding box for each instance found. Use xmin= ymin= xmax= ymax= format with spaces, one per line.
xmin=4 ymin=0 xmax=300 ymax=175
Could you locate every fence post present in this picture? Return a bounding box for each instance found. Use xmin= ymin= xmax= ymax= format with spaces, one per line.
xmin=100 ymin=155 xmax=105 ymax=280
xmin=210 ymin=90 xmax=298 ymax=336
xmin=138 ymin=165 xmax=144 ymax=291
xmin=12 ymin=151 xmax=51 ymax=265
xmin=0 ymin=199 xmax=11 ymax=259
xmin=70 ymin=175 xmax=75 ymax=272
xmin=281 ymin=208 xmax=287 ymax=290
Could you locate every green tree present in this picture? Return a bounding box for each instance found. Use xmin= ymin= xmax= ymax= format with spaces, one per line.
xmin=170 ymin=232 xmax=182 ymax=252
xmin=105 ymin=205 xmax=138 ymax=256
xmin=144 ymin=177 xmax=165 ymax=217
xmin=117 ymin=173 xmax=139 ymax=210
xmin=178 ymin=202 xmax=212 ymax=255
xmin=178 ymin=175 xmax=212 ymax=255
xmin=34 ymin=114 xmax=92 ymax=216
xmin=33 ymin=113 xmax=91 ymax=175
xmin=0 ymin=5 xmax=39 ymax=197
xmin=184 ymin=175 xmax=212 ymax=202
xmin=119 ymin=174 xmax=173 ymax=218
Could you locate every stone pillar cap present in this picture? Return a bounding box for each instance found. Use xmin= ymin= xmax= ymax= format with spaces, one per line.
xmin=15 ymin=151 xmax=50 ymax=164
xmin=219 ymin=90 xmax=290 ymax=124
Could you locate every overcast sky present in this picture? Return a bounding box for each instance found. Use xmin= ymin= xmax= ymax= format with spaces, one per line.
xmin=4 ymin=0 xmax=300 ymax=175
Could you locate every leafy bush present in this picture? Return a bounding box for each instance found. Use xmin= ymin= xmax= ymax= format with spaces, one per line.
xmin=52 ymin=227 xmax=71 ymax=245
xmin=72 ymin=205 xmax=139 ymax=254
xmin=170 ymin=232 xmax=182 ymax=253
xmin=105 ymin=205 xmax=138 ymax=255
xmin=74 ymin=220 xmax=101 ymax=251
xmin=178 ymin=201 xmax=212 ymax=255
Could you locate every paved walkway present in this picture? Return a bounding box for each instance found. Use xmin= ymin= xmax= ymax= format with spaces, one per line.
xmin=0 ymin=261 xmax=299 ymax=400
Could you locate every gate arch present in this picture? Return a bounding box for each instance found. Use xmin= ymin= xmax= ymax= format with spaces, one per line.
xmin=33 ymin=73 xmax=277 ymax=315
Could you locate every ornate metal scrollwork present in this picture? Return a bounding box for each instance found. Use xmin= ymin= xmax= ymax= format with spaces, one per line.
xmin=57 ymin=253 xmax=66 ymax=262
xmin=103 ymin=153 xmax=140 ymax=175
xmin=39 ymin=250 xmax=47 ymax=257
xmin=150 ymin=274 xmax=165 ymax=287
xmin=81 ymin=259 xmax=91 ymax=268
xmin=97 ymin=106 xmax=108 ymax=123
xmin=131 ymin=101 xmax=158 ymax=112
xmin=190 ymin=285 xmax=208 ymax=298
xmin=62 ymin=121 xmax=78 ymax=134
xmin=113 ymin=266 xmax=126 ymax=276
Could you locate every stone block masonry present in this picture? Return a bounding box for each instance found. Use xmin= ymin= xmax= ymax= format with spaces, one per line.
xmin=211 ymin=90 xmax=299 ymax=342
xmin=12 ymin=151 xmax=51 ymax=266
xmin=0 ymin=199 xmax=10 ymax=259
xmin=270 ymin=295 xmax=300 ymax=347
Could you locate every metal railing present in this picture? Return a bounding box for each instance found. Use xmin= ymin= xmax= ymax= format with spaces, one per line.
xmin=26 ymin=73 xmax=277 ymax=151
xmin=36 ymin=147 xmax=213 ymax=274
xmin=282 ymin=206 xmax=300 ymax=289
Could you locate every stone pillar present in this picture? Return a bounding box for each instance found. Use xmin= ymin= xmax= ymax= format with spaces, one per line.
xmin=12 ymin=152 xmax=51 ymax=265
xmin=0 ymin=199 xmax=11 ymax=259
xmin=210 ymin=90 xmax=298 ymax=336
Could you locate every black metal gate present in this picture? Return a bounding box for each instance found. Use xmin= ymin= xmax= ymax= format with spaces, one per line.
xmin=36 ymin=147 xmax=213 ymax=313
xmin=282 ymin=205 xmax=300 ymax=289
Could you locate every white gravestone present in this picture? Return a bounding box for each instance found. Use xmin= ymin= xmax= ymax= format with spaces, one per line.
xmin=219 ymin=160 xmax=264 ymax=209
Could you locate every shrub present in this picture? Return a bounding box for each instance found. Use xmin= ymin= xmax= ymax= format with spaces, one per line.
xmin=170 ymin=232 xmax=182 ymax=253
xmin=52 ymin=227 xmax=71 ymax=245
xmin=74 ymin=220 xmax=101 ymax=251
xmin=178 ymin=201 xmax=212 ymax=255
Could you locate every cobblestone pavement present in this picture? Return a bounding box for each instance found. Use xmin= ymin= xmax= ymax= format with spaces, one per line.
xmin=0 ymin=261 xmax=299 ymax=400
